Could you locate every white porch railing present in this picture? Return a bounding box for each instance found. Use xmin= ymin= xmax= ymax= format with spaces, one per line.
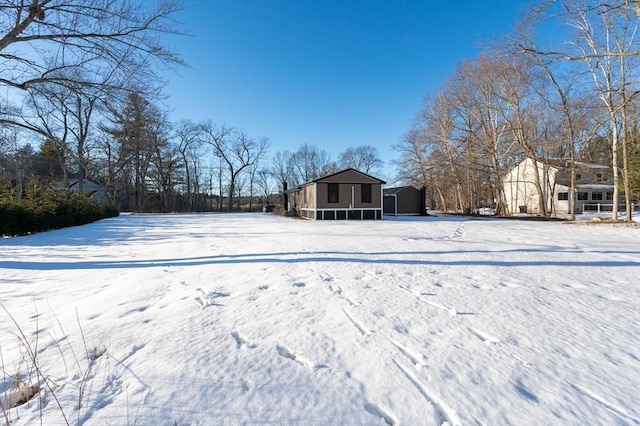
xmin=582 ymin=203 xmax=636 ymax=213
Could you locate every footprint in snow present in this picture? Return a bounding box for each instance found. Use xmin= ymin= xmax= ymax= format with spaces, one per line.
xmin=231 ymin=332 xmax=256 ymax=349
xmin=276 ymin=345 xmax=329 ymax=370
xmin=194 ymin=288 xmax=229 ymax=308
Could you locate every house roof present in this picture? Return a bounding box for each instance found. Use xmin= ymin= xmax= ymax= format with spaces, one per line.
xmin=313 ymin=168 xmax=386 ymax=184
xmin=554 ymin=183 xmax=615 ymax=191
xmin=576 ymin=184 xmax=615 ymax=190
xmin=53 ymin=178 xmax=104 ymax=192
xmin=288 ymin=168 xmax=386 ymax=192
xmin=534 ymin=158 xmax=611 ymax=170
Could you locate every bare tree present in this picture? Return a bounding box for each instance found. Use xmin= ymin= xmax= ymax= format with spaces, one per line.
xmin=291 ymin=143 xmax=331 ymax=183
xmin=338 ymin=145 xmax=383 ymax=174
xmin=519 ymin=0 xmax=640 ymax=221
xmin=448 ymin=56 xmax=511 ymax=215
xmin=201 ymin=121 xmax=269 ymax=212
xmin=425 ymin=92 xmax=469 ymax=212
xmin=256 ymin=169 xmax=275 ymax=205
xmin=392 ymin=128 xmax=431 ymax=188
xmin=0 ymin=0 xmax=183 ymax=96
xmin=146 ymin=112 xmax=175 ymax=212
xmin=23 ymin=85 xmax=72 ymax=186
xmin=174 ymin=120 xmax=202 ymax=210
xmin=514 ymin=17 xmax=591 ymax=219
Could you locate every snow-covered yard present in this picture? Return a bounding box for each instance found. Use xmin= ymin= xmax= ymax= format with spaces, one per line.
xmin=1 ymin=213 xmax=639 ymax=425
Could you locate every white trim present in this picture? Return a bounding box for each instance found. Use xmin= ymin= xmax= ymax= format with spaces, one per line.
xmin=298 ymin=207 xmax=383 ymax=220
xmin=351 ymin=185 xmax=354 ymax=209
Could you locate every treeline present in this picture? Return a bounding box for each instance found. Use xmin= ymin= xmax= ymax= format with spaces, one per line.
xmin=394 ymin=1 xmax=640 ymax=221
xmin=0 ymin=187 xmax=119 ymax=237
xmin=0 ymin=95 xmax=385 ymax=214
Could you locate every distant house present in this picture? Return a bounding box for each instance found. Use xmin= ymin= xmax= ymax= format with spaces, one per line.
xmin=383 ymin=186 xmax=426 ymax=216
xmin=53 ymin=179 xmax=109 ymax=204
xmin=503 ymin=158 xmax=618 ymax=215
xmin=286 ymin=168 xmax=385 ymax=220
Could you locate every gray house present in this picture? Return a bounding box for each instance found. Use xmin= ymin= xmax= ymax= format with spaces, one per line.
xmin=286 ymin=168 xmax=385 ymax=220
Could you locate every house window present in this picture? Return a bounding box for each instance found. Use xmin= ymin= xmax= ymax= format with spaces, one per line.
xmin=592 ymin=192 xmax=603 ymax=200
xmin=558 ymin=192 xmax=569 ymax=200
xmin=596 ymin=173 xmax=602 ymax=182
xmin=606 ymin=192 xmax=613 ymax=201
xmin=577 ymin=192 xmax=588 ymax=200
xmin=328 ymin=183 xmax=339 ymax=203
xmin=576 ymin=173 xmax=581 ymax=181
xmin=361 ymin=184 xmax=372 ymax=203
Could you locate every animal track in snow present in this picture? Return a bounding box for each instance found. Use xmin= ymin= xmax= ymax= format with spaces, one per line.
xmin=118 ymin=343 xmax=146 ymax=364
xmin=468 ymin=328 xmax=531 ymax=366
xmin=468 ymin=327 xmax=500 ymax=344
xmin=400 ymin=285 xmax=458 ymax=317
xmin=275 ymin=345 xmax=328 ymax=370
xmin=343 ymin=308 xmax=372 ymax=337
xmin=394 ymin=358 xmax=461 ymax=426
xmin=194 ymin=288 xmax=229 ymax=308
xmin=413 ymin=223 xmax=466 ymax=241
xmin=424 ymin=300 xmax=457 ymax=317
xmin=365 ymin=270 xmax=383 ymax=281
xmin=231 ymin=332 xmax=256 ymax=349
xmin=328 ymin=283 xmax=343 ymax=296
xmin=120 ymin=305 xmax=149 ymax=318
xmin=569 ymin=382 xmax=640 ymax=424
xmin=346 ymin=297 xmax=361 ymax=307
xmin=388 ymin=338 xmax=428 ymax=367
xmin=318 ymin=271 xmax=334 ymax=282
xmin=444 ymin=224 xmax=465 ymax=239
xmin=364 ymin=402 xmax=397 ymax=425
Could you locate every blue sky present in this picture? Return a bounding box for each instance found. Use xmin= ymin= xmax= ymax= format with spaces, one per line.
xmin=164 ymin=0 xmax=533 ymax=181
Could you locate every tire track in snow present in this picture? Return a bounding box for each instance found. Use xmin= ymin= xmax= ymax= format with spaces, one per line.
xmin=569 ymin=382 xmax=640 ymax=424
xmin=393 ymin=358 xmax=461 ymax=426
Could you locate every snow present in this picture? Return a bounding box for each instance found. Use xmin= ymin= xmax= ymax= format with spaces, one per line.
xmin=1 ymin=213 xmax=639 ymax=425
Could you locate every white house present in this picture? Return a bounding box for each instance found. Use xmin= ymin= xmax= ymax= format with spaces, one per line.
xmin=503 ymin=158 xmax=617 ymax=215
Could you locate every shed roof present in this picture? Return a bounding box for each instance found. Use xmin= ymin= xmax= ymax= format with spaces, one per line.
xmin=383 ymin=186 xmax=418 ymax=196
